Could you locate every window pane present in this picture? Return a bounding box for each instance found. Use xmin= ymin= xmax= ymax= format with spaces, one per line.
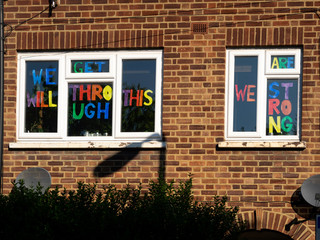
xmin=68 ymin=83 xmax=113 ymax=136
xmin=25 ymin=61 xmax=58 ymax=133
xmin=233 ymin=56 xmax=258 ymax=132
xmin=271 ymin=55 xmax=295 ymax=69
xmin=266 ymin=79 xmax=298 ymax=135
xmin=121 ymin=60 xmax=156 ymax=132
xmin=71 ymin=60 xmax=109 ymax=73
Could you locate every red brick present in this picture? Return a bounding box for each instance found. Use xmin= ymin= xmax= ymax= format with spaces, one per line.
xmin=3 ymin=2 xmax=320 ymax=237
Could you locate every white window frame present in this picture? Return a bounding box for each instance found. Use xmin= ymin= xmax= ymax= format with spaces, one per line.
xmin=225 ymin=48 xmax=301 ymax=142
xmin=17 ymin=53 xmax=65 ymax=140
xmin=266 ymin=49 xmax=301 ymax=75
xmin=65 ymin=53 xmax=116 ymax=79
xmin=16 ymin=50 xmax=163 ymax=144
xmin=115 ymin=52 xmax=163 ymax=139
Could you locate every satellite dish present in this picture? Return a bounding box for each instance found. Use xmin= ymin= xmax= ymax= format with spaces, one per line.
xmin=16 ymin=167 xmax=51 ymax=192
xmin=301 ymin=174 xmax=320 ymax=207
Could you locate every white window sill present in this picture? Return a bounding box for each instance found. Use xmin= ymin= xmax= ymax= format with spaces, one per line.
xmin=217 ymin=141 xmax=306 ymax=149
xmin=9 ymin=141 xmax=166 ymax=149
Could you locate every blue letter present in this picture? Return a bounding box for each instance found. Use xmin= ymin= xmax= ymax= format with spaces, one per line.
xmin=85 ymin=103 xmax=95 ymax=119
xmin=287 ymin=57 xmax=294 ymax=69
xmin=268 ymin=82 xmax=279 ymax=98
xmin=46 ymin=68 xmax=57 ymax=85
xmin=96 ymin=61 xmax=105 ymax=72
xmin=85 ymin=62 xmax=93 ymax=72
xmin=97 ymin=102 xmax=109 ymax=119
xmin=32 ymin=69 xmax=43 ymax=85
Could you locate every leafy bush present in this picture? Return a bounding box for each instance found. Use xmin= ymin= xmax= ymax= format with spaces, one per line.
xmin=0 ymin=178 xmax=244 ymax=240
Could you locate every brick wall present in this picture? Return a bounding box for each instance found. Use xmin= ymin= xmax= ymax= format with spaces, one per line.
xmin=3 ymin=0 xmax=320 ymax=238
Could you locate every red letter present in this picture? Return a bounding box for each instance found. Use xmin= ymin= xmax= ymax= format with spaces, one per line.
xmin=268 ymin=99 xmax=280 ymax=115
xmin=130 ymin=89 xmax=140 ymax=106
xmin=79 ymin=84 xmax=91 ymax=101
xmin=235 ymin=85 xmax=247 ymax=102
xmin=36 ymin=91 xmax=41 ymax=107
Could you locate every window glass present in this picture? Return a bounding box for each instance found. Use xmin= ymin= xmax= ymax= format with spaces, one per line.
xmin=121 ymin=59 xmax=156 ymax=132
xmin=68 ymin=83 xmax=113 ymax=136
xmin=233 ymin=56 xmax=258 ymax=132
xmin=266 ymin=79 xmax=298 ymax=135
xmin=25 ymin=61 xmax=58 ymax=133
xmin=270 ymin=55 xmax=295 ymax=69
xmin=71 ymin=60 xmax=109 ymax=73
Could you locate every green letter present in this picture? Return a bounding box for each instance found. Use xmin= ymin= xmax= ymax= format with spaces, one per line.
xmin=73 ymin=103 xmax=84 ymax=119
xmin=279 ymin=57 xmax=287 ymax=69
xmin=281 ymin=116 xmax=293 ymax=133
xmin=74 ymin=62 xmax=83 ymax=73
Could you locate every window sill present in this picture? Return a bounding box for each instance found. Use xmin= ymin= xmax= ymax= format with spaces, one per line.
xmin=9 ymin=141 xmax=166 ymax=149
xmin=217 ymin=141 xmax=306 ymax=149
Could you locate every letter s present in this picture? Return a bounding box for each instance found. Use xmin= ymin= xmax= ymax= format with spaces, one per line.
xmin=143 ymin=90 xmax=153 ymax=106
xmin=268 ymin=82 xmax=279 ymax=98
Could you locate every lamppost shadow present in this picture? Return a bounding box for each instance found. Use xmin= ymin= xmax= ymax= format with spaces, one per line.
xmin=93 ymin=135 xmax=166 ymax=180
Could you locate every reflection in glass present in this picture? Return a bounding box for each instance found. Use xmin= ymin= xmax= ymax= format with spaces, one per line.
xmin=68 ymin=83 xmax=113 ymax=136
xmin=233 ymin=57 xmax=257 ymax=132
xmin=121 ymin=60 xmax=156 ymax=132
xmin=25 ymin=61 xmax=58 ymax=133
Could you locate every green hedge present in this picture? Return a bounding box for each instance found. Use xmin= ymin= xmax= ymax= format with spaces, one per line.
xmin=0 ymin=178 xmax=244 ymax=240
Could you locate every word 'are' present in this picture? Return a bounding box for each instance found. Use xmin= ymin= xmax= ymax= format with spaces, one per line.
xmin=271 ymin=56 xmax=294 ymax=69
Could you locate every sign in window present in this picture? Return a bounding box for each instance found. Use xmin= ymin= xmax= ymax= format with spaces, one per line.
xmin=71 ymin=60 xmax=109 ymax=73
xmin=25 ymin=61 xmax=58 ymax=133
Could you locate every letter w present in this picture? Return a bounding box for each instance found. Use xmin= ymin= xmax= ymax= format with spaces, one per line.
xmin=26 ymin=92 xmax=37 ymax=107
xmin=32 ymin=69 xmax=43 ymax=85
xmin=235 ymin=85 xmax=247 ymax=101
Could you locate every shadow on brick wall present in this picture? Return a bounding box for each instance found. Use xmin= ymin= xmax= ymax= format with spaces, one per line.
xmin=290 ymin=187 xmax=320 ymax=220
xmin=93 ymin=135 xmax=166 ymax=180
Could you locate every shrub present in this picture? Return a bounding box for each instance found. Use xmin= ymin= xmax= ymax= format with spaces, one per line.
xmin=0 ymin=178 xmax=244 ymax=240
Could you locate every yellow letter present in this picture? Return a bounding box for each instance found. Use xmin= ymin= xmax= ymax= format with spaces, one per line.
xmin=143 ymin=90 xmax=153 ymax=106
xmin=102 ymin=85 xmax=112 ymax=101
xmin=271 ymin=57 xmax=279 ymax=69
xmin=269 ymin=116 xmax=281 ymax=134
xmin=48 ymin=91 xmax=57 ymax=107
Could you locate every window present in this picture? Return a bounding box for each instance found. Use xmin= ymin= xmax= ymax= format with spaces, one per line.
xmin=16 ymin=50 xmax=163 ymax=144
xmin=225 ymin=49 xmax=301 ymax=142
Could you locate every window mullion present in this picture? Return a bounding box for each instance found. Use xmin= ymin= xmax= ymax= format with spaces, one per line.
xmin=114 ymin=54 xmax=122 ymax=138
xmin=59 ymin=57 xmax=67 ymax=139
xmin=256 ymin=53 xmax=266 ymax=138
xmin=226 ymin=51 xmax=235 ymax=138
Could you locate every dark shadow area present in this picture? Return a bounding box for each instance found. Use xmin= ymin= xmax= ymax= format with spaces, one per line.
xmin=93 ymin=148 xmax=141 ymax=178
xmin=237 ymin=229 xmax=293 ymax=240
xmin=93 ymin=135 xmax=166 ymax=179
xmin=290 ymin=187 xmax=320 ymax=220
